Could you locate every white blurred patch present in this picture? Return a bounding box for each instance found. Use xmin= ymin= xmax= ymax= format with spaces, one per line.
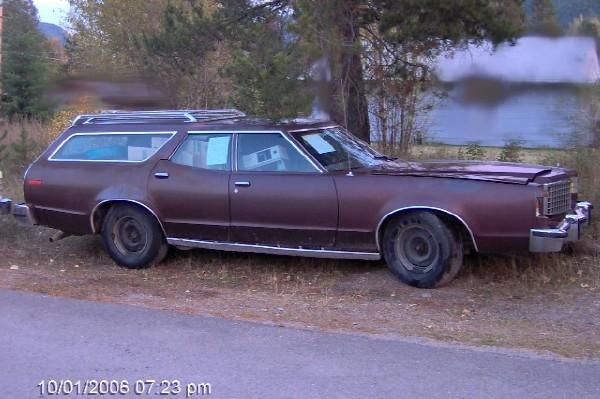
xmin=436 ymin=36 xmax=600 ymax=84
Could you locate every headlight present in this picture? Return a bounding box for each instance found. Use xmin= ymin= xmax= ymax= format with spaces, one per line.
xmin=570 ymin=177 xmax=579 ymax=194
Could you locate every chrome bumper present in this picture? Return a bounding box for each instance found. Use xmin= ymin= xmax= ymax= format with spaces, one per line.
xmin=13 ymin=203 xmax=37 ymax=225
xmin=1 ymin=199 xmax=37 ymax=225
xmin=0 ymin=197 xmax=12 ymax=215
xmin=530 ymin=201 xmax=593 ymax=252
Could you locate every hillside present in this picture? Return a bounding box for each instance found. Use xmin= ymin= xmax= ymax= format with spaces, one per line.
xmin=37 ymin=22 xmax=67 ymax=45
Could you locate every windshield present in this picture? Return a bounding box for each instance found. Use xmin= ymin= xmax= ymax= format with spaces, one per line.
xmin=292 ymin=127 xmax=390 ymax=171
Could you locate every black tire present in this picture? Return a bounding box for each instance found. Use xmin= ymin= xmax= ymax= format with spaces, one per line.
xmin=101 ymin=204 xmax=168 ymax=269
xmin=382 ymin=211 xmax=463 ymax=288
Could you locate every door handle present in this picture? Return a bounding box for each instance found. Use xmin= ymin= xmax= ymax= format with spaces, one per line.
xmin=154 ymin=172 xmax=169 ymax=179
xmin=234 ymin=181 xmax=251 ymax=187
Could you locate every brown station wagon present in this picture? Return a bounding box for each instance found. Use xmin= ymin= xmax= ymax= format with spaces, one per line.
xmin=0 ymin=109 xmax=594 ymax=288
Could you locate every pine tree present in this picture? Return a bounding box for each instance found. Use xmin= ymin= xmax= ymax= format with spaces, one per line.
xmin=530 ymin=0 xmax=563 ymax=36
xmin=11 ymin=126 xmax=37 ymax=166
xmin=1 ymin=0 xmax=56 ymax=120
xmin=217 ymin=0 xmax=312 ymax=119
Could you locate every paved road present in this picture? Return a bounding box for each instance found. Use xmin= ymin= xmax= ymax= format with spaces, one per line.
xmin=1 ymin=289 xmax=599 ymax=399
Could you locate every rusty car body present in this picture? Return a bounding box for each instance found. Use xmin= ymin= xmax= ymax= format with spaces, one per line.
xmin=1 ymin=109 xmax=593 ymax=288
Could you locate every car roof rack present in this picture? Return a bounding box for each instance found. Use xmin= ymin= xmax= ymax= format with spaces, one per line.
xmin=71 ymin=109 xmax=246 ymax=126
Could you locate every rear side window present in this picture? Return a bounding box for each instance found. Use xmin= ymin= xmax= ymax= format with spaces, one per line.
xmin=171 ymin=133 xmax=232 ymax=171
xmin=50 ymin=132 xmax=175 ymax=162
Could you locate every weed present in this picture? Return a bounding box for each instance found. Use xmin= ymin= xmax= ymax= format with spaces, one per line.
xmin=498 ymin=140 xmax=524 ymax=163
xmin=458 ymin=142 xmax=487 ymax=160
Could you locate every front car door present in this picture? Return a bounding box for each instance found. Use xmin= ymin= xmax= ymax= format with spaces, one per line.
xmin=148 ymin=132 xmax=232 ymax=241
xmin=229 ymin=132 xmax=338 ymax=249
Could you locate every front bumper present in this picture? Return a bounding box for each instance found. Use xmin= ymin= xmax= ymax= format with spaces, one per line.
xmin=530 ymin=201 xmax=593 ymax=252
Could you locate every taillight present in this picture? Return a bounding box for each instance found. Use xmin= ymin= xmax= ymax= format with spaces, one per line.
xmin=26 ymin=179 xmax=43 ymax=186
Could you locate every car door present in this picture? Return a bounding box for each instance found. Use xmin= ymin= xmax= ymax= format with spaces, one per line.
xmin=230 ymin=132 xmax=338 ymax=248
xmin=147 ymin=132 xmax=232 ymax=241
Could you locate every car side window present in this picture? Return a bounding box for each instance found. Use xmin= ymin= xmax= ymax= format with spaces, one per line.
xmin=236 ymin=133 xmax=316 ymax=172
xmin=50 ymin=132 xmax=175 ymax=162
xmin=171 ymin=133 xmax=232 ymax=171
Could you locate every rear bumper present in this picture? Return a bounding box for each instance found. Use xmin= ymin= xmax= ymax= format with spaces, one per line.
xmin=12 ymin=203 xmax=37 ymax=225
xmin=0 ymin=198 xmax=37 ymax=225
xmin=530 ymin=201 xmax=593 ymax=252
xmin=0 ymin=198 xmax=12 ymax=216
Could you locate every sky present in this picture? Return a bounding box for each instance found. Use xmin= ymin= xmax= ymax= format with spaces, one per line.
xmin=33 ymin=0 xmax=70 ymax=26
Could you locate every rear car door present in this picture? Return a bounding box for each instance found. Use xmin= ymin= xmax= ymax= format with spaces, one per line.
xmin=148 ymin=132 xmax=232 ymax=241
xmin=229 ymin=132 xmax=338 ymax=248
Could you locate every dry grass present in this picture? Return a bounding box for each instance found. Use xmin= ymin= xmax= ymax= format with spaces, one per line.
xmin=408 ymin=143 xmax=565 ymax=164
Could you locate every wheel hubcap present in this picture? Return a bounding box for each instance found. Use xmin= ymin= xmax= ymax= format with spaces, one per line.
xmin=113 ymin=216 xmax=148 ymax=255
xmin=395 ymin=225 xmax=438 ymax=273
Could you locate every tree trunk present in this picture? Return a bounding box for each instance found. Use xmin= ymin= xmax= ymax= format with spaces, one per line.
xmin=329 ymin=6 xmax=370 ymax=143
xmin=340 ymin=51 xmax=371 ymax=142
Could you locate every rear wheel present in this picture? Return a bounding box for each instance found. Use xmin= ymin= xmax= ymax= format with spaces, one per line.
xmin=382 ymin=212 xmax=463 ymax=288
xmin=101 ymin=204 xmax=168 ymax=269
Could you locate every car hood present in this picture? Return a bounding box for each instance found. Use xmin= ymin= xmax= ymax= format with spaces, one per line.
xmin=366 ymin=160 xmax=572 ymax=184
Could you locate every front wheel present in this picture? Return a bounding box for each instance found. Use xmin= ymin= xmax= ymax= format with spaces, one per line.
xmin=101 ymin=204 xmax=168 ymax=269
xmin=382 ymin=212 xmax=463 ymax=288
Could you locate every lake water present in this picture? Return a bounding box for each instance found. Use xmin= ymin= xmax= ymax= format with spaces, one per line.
xmin=371 ymin=86 xmax=586 ymax=148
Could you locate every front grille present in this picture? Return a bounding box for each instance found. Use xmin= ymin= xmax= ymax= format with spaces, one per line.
xmin=543 ymin=180 xmax=572 ymax=216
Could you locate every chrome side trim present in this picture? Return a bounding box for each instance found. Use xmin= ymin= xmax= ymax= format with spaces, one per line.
xmin=90 ymin=199 xmax=167 ymax=236
xmin=375 ymin=206 xmax=479 ymax=252
xmin=48 ymin=131 xmax=177 ymax=162
xmin=34 ymin=205 xmax=86 ymax=215
xmin=167 ymin=238 xmax=381 ymax=260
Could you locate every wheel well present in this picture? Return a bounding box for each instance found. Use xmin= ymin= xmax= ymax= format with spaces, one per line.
xmin=376 ymin=208 xmax=477 ymax=253
xmin=90 ymin=200 xmax=165 ymax=236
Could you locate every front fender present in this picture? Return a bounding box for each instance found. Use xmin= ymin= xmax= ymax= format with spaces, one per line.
xmin=334 ymin=174 xmax=538 ymax=254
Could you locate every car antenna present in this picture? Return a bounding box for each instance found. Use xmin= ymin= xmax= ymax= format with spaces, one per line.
xmin=346 ymin=151 xmax=354 ymax=177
